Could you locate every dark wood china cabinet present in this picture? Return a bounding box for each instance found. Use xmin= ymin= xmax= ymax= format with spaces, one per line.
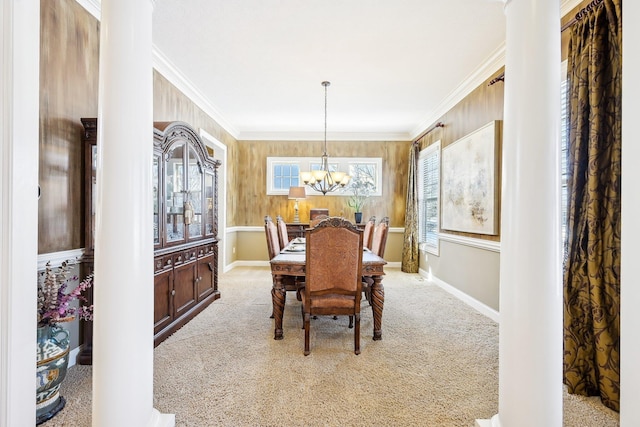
xmin=80 ymin=119 xmax=220 ymax=363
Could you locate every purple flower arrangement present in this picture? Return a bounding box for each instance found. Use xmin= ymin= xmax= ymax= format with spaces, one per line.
xmin=37 ymin=260 xmax=94 ymax=327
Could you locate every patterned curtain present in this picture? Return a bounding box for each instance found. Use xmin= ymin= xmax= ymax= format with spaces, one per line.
xmin=401 ymin=142 xmax=419 ymax=273
xmin=563 ymin=0 xmax=622 ymax=412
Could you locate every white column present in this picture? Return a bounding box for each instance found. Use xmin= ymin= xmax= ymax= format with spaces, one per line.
xmin=621 ymin=1 xmax=640 ymax=425
xmin=0 ymin=1 xmax=40 ymax=426
xmin=500 ymin=0 xmax=562 ymax=425
xmin=93 ymin=1 xmax=174 ymax=426
xmin=479 ymin=1 xmax=562 ymax=426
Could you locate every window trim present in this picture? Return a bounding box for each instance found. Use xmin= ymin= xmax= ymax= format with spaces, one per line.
xmin=266 ymin=156 xmax=383 ymax=196
xmin=266 ymin=158 xmax=301 ymax=195
xmin=418 ymin=141 xmax=441 ymax=256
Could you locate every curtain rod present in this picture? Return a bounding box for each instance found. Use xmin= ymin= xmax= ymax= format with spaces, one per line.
xmin=488 ymin=73 xmax=505 ymax=86
xmin=489 ymin=0 xmax=604 ymax=86
xmin=413 ymin=122 xmax=444 ymax=144
xmin=561 ymin=0 xmax=604 ymax=32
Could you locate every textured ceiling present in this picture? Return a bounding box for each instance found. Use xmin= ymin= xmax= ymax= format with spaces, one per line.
xmin=152 ymin=0 xmax=507 ymax=140
xmin=76 ymin=0 xmax=584 ymax=140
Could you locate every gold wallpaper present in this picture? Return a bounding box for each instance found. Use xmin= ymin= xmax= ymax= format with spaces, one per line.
xmin=235 ymin=140 xmax=411 ymax=227
xmin=39 ymin=0 xmax=100 ymax=253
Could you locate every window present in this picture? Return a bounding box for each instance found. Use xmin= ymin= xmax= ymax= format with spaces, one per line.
xmin=266 ymin=157 xmax=382 ymax=196
xmin=561 ymin=61 xmax=569 ymax=245
xmin=418 ymin=141 xmax=441 ymax=255
xmin=273 ymin=162 xmax=300 ymax=191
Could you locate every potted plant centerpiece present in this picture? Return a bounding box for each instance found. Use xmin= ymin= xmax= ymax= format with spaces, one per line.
xmin=36 ymin=260 xmax=93 ymax=425
xmin=345 ymin=166 xmax=375 ymax=224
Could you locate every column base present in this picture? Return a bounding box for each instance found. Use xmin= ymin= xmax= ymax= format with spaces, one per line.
xmin=475 ymin=414 xmax=500 ymax=427
xmin=147 ymin=408 xmax=175 ymax=427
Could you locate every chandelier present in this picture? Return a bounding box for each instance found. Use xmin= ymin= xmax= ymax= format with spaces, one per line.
xmin=300 ymin=81 xmax=351 ymax=195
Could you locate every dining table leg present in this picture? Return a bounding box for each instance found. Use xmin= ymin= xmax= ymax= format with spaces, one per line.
xmin=271 ymin=274 xmax=286 ymax=340
xmin=370 ymin=275 xmax=385 ymax=340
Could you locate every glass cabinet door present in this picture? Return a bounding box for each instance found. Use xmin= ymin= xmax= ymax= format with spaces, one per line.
xmin=153 ymin=154 xmax=160 ymax=245
xmin=165 ymin=142 xmax=185 ymax=243
xmin=187 ymin=146 xmax=203 ymax=239
xmin=204 ymin=172 xmax=214 ymax=236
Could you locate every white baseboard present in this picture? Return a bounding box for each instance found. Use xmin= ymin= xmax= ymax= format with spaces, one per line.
xmin=68 ymin=345 xmax=81 ymax=369
xmin=148 ymin=408 xmax=176 ymax=427
xmin=226 ymin=260 xmax=270 ymax=270
xmin=419 ymin=268 xmax=500 ymax=323
xmin=476 ymin=414 xmax=500 ymax=427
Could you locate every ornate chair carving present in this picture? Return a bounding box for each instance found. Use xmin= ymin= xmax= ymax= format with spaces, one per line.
xmin=309 ymin=214 xmax=329 ymax=228
xmin=301 ymin=217 xmax=364 ymax=355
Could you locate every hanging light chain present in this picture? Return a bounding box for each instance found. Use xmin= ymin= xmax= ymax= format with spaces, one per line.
xmin=300 ymin=80 xmax=351 ymax=195
xmin=323 ymin=81 xmax=329 ymax=155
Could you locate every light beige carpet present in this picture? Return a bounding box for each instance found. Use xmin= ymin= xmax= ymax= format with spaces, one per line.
xmin=43 ymin=267 xmax=619 ymax=426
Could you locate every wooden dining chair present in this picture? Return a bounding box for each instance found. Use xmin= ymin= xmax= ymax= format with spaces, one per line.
xmin=264 ymin=216 xmax=301 ymax=308
xmin=309 ymin=214 xmax=329 ymax=228
xmin=370 ymin=216 xmax=389 ymax=258
xmin=362 ymin=216 xmax=376 ymax=250
xmin=363 ymin=216 xmax=389 ymax=304
xmin=276 ymin=215 xmax=290 ymax=249
xmin=264 ymin=216 xmax=281 ymax=259
xmin=301 ymin=217 xmax=364 ymax=355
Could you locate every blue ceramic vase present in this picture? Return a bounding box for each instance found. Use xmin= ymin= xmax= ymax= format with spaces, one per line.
xmin=36 ymin=325 xmax=69 ymax=425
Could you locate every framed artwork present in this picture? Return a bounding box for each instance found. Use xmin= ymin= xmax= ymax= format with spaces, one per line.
xmin=441 ymin=121 xmax=501 ymax=235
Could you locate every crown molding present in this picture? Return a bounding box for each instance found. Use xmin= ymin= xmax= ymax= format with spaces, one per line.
xmin=73 ymin=0 xmax=240 ymax=139
xmin=75 ymin=0 xmax=100 ymax=20
xmin=409 ymin=0 xmax=579 ymax=142
xmin=410 ymin=41 xmax=506 ymax=141
xmin=74 ymin=0 xmax=517 ymax=144
xmin=152 ymin=46 xmax=239 ymax=139
xmin=237 ymin=130 xmax=411 ymax=142
xmin=561 ymin=0 xmax=586 ymax=17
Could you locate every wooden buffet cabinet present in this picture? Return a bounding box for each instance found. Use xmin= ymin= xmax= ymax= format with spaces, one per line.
xmin=80 ymin=119 xmax=221 ymax=363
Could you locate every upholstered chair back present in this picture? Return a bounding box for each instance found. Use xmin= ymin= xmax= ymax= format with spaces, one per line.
xmin=362 ymin=216 xmax=376 ymax=250
xmin=276 ymin=215 xmax=289 ymax=249
xmin=264 ymin=216 xmax=281 ymax=259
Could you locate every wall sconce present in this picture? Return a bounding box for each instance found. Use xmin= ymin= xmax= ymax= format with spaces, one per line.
xmin=288 ymin=186 xmax=306 ymax=223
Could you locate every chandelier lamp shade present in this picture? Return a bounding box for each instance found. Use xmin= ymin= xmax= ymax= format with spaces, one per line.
xmin=300 ymin=81 xmax=351 ymax=195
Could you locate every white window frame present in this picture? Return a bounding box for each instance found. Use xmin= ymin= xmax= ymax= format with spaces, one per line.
xmin=418 ymin=141 xmax=441 ymax=255
xmin=267 ymin=156 xmax=383 ymax=196
xmin=561 ymin=60 xmax=569 ymax=245
xmin=266 ymin=158 xmax=301 ymax=195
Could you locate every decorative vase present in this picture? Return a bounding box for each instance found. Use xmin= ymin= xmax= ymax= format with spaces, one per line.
xmin=36 ymin=325 xmax=70 ymax=425
xmin=354 ymin=212 xmax=363 ymax=224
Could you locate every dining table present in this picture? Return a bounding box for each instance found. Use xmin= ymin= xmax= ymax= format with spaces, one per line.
xmin=269 ymin=237 xmax=387 ymax=341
